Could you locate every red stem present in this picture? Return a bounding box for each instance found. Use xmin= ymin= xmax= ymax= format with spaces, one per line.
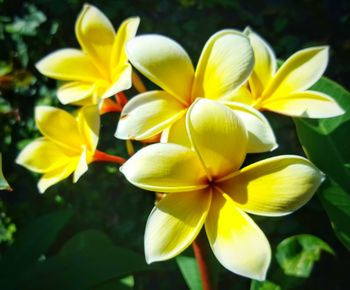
xmin=99 ymin=98 xmax=122 ymax=114
xmin=93 ymin=150 xmax=126 ymax=165
xmin=115 ymin=92 xmax=128 ymax=107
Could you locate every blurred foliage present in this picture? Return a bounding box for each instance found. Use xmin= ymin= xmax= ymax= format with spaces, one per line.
xmin=0 ymin=0 xmax=349 ymax=289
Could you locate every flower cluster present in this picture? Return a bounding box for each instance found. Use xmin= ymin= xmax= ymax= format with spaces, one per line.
xmin=16 ymin=3 xmax=344 ymax=281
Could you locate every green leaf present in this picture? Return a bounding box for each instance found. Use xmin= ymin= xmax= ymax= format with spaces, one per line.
xmin=176 ymin=255 xmax=203 ymax=290
xmin=19 ymin=230 xmax=151 ymax=290
xmin=0 ymin=153 xmax=11 ymax=191
xmin=250 ymin=280 xmax=281 ymax=290
xmin=275 ymin=234 xmax=334 ymax=278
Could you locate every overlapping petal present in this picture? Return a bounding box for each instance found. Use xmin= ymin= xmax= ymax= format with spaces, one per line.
xmin=116 ymin=91 xmax=186 ymax=140
xmin=102 ymin=65 xmax=132 ymax=99
xmin=76 ymin=105 xmax=100 ymax=152
xmin=126 ymin=35 xmax=194 ymax=105
xmin=218 ymin=155 xmax=324 ymax=216
xmin=192 ymin=30 xmax=254 ymax=101
xmin=57 ymin=82 xmax=95 ymax=105
xmin=120 ymin=143 xmax=208 ymax=192
xmin=187 ymin=99 xmax=247 ymax=179
xmin=145 ymin=189 xmax=211 ymax=263
xmin=205 ymin=190 xmax=271 ymax=280
xmin=161 ymin=115 xmax=192 ymax=148
xmin=73 ymin=146 xmax=88 ymax=183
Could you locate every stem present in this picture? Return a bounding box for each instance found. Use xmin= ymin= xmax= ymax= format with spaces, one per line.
xmin=192 ymin=231 xmax=215 ymax=290
xmin=115 ymin=92 xmax=128 ymax=107
xmin=132 ymin=71 xmax=147 ymax=93
xmin=93 ymin=150 xmax=126 ymax=165
xmin=99 ymin=98 xmax=122 ymax=114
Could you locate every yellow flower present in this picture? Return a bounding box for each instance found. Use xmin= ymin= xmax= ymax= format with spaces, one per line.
xmin=0 ymin=153 xmax=12 ymax=191
xmin=120 ymin=98 xmax=324 ymax=280
xmin=232 ymin=27 xmax=344 ymax=117
xmin=116 ymin=30 xmax=277 ymax=153
xmin=36 ymin=4 xmax=140 ymax=105
xmin=16 ymin=105 xmax=99 ymax=193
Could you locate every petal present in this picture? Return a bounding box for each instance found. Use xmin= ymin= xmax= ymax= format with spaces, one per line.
xmin=101 ymin=65 xmax=132 ymax=99
xmin=244 ymin=27 xmax=276 ymax=98
xmin=187 ymin=98 xmax=247 ymax=179
xmin=16 ymin=137 xmax=75 ymax=173
xmin=192 ymin=30 xmax=254 ymax=101
xmin=35 ymin=106 xmax=82 ymax=152
xmin=217 ymin=155 xmax=324 ymax=216
xmin=120 ymin=143 xmax=208 ymax=192
xmin=222 ymin=101 xmax=277 ymax=153
xmin=75 ymin=4 xmax=115 ymax=76
xmin=222 ymin=85 xmax=255 ymax=105
xmin=38 ymin=161 xmax=77 ymax=193
xmin=161 ymin=114 xmax=192 ymax=148
xmin=57 ymin=82 xmax=95 ymax=105
xmin=116 ymin=90 xmax=186 ymax=140
xmin=126 ymin=34 xmax=194 ymax=105
xmin=261 ymin=90 xmax=345 ymax=118
xmin=263 ymin=46 xmax=329 ymax=100
xmin=145 ymin=189 xmax=211 ymax=263
xmin=205 ymin=190 xmax=271 ymax=280
xmin=73 ymin=146 xmax=88 ymax=183
xmin=76 ymin=105 xmax=100 ymax=152
xmin=35 ymin=48 xmax=101 ymax=81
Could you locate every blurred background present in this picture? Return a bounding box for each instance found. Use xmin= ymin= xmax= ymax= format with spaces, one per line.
xmin=0 ymin=0 xmax=349 ymax=289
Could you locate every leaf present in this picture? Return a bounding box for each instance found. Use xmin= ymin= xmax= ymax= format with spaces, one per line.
xmin=19 ymin=229 xmax=152 ymax=290
xmin=250 ymin=280 xmax=281 ymax=290
xmin=176 ymin=255 xmax=203 ymax=290
xmin=0 ymin=153 xmax=11 ymax=191
xmin=275 ymin=234 xmax=334 ymax=278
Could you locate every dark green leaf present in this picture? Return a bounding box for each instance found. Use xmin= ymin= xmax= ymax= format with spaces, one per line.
xmin=250 ymin=280 xmax=281 ymax=290
xmin=176 ymin=255 xmax=203 ymax=290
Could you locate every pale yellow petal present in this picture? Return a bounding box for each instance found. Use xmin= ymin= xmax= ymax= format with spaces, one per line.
xmin=116 ymin=90 xmax=186 ymax=140
xmin=101 ymin=65 xmax=132 ymax=99
xmin=263 ymin=46 xmax=329 ymax=99
xmin=244 ymin=27 xmax=276 ymax=98
xmin=205 ymin=190 xmax=271 ymax=280
xmin=145 ymin=189 xmax=211 ymax=263
xmin=221 ymin=85 xmax=255 ymax=105
xmin=35 ymin=48 xmax=101 ymax=81
xmin=222 ymin=101 xmax=277 ymax=153
xmin=57 ymin=82 xmax=95 ymax=105
xmin=261 ymin=90 xmax=345 ymax=118
xmin=73 ymin=146 xmax=88 ymax=183
xmin=35 ymin=106 xmax=82 ymax=151
xmin=126 ymin=34 xmax=194 ymax=105
xmin=161 ymin=115 xmax=191 ymax=148
xmin=187 ymin=98 xmax=247 ymax=179
xmin=217 ymin=155 xmax=324 ymax=216
xmin=75 ymin=4 xmax=115 ymax=76
xmin=76 ymin=105 xmax=100 ymax=152
xmin=0 ymin=153 xmax=11 ymax=191
xmin=120 ymin=143 xmax=208 ymax=192
xmin=192 ymin=30 xmax=254 ymax=101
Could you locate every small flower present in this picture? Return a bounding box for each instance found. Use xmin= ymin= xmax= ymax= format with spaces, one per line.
xmin=232 ymin=27 xmax=344 ymax=118
xmin=120 ymin=98 xmax=324 ymax=280
xmin=16 ymin=105 xmax=99 ymax=193
xmin=36 ymin=4 xmax=140 ymax=105
xmin=116 ymin=30 xmax=277 ymax=153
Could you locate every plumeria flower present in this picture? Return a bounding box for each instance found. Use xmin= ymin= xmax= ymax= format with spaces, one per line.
xmin=116 ymin=30 xmax=277 ymax=153
xmin=120 ymin=98 xmax=324 ymax=280
xmin=16 ymin=105 xmax=100 ymax=193
xmin=232 ymin=27 xmax=344 ymax=117
xmin=36 ymin=4 xmax=140 ymax=105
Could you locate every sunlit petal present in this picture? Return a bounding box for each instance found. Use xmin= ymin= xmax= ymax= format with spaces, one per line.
xmin=76 ymin=105 xmax=100 ymax=152
xmin=205 ymin=190 xmax=271 ymax=280
xmin=116 ymin=90 xmax=186 ymax=140
xmin=101 ymin=65 xmax=132 ymax=99
xmin=73 ymin=146 xmax=88 ymax=183
xmin=192 ymin=30 xmax=254 ymax=101
xmin=187 ymin=98 xmax=247 ymax=179
xmin=217 ymin=155 xmax=324 ymax=216
xmin=261 ymin=90 xmax=344 ymax=118
xmin=120 ymin=143 xmax=208 ymax=192
xmin=57 ymin=82 xmax=95 ymax=105
xmin=161 ymin=115 xmax=192 ymax=148
xmin=145 ymin=189 xmax=211 ymax=263
xmin=221 ymin=85 xmax=255 ymax=105
xmin=126 ymin=34 xmax=194 ymax=105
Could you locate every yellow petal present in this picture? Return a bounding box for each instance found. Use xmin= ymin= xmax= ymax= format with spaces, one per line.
xmin=75 ymin=4 xmax=115 ymax=77
xmin=263 ymin=46 xmax=329 ymax=100
xmin=111 ymin=17 xmax=140 ymax=70
xmin=244 ymin=27 xmax=276 ymax=98
xmin=126 ymin=34 xmax=194 ymax=105
xmin=120 ymin=143 xmax=208 ymax=192
xmin=222 ymin=85 xmax=255 ymax=105
xmin=57 ymin=82 xmax=95 ymax=105
xmin=0 ymin=153 xmax=11 ymax=191
xmin=222 ymin=101 xmax=277 ymax=153
xmin=145 ymin=189 xmax=211 ymax=263
xmin=261 ymin=90 xmax=345 ymax=118
xmin=35 ymin=48 xmax=101 ymax=81
xmin=205 ymin=190 xmax=271 ymax=280
xmin=38 ymin=161 xmax=77 ymax=193
xmin=217 ymin=155 xmax=324 ymax=216
xmin=192 ymin=30 xmax=254 ymax=101
xmin=73 ymin=146 xmax=88 ymax=183
xmin=116 ymin=90 xmax=185 ymax=140
xmin=35 ymin=106 xmax=82 ymax=152
xmin=161 ymin=115 xmax=192 ymax=148
xmin=16 ymin=137 xmax=75 ymax=173
xmin=187 ymin=98 xmax=247 ymax=179
xmin=101 ymin=65 xmax=132 ymax=99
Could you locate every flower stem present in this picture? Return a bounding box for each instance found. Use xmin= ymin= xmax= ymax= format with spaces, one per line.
xmin=99 ymin=98 xmax=122 ymax=114
xmin=192 ymin=231 xmax=215 ymax=290
xmin=115 ymin=92 xmax=128 ymax=107
xmin=93 ymin=150 xmax=126 ymax=165
xmin=132 ymin=71 xmax=147 ymax=93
